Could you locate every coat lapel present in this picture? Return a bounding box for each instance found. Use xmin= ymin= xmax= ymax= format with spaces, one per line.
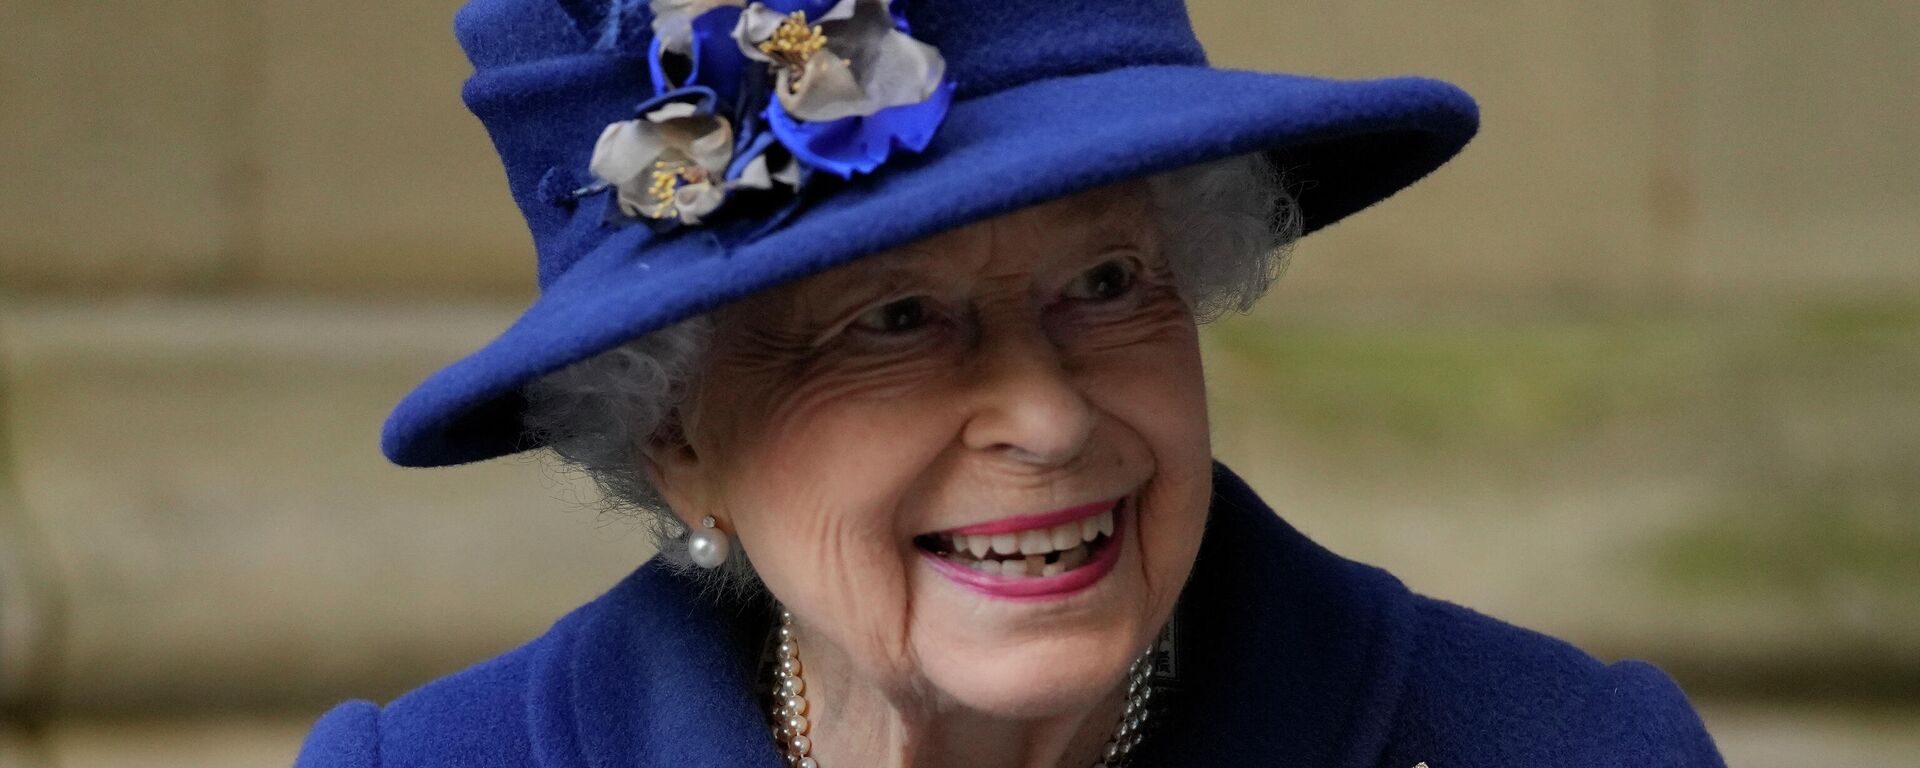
xmin=534 ymin=562 xmax=785 ymax=767
xmin=1136 ymin=463 xmax=1415 ymax=768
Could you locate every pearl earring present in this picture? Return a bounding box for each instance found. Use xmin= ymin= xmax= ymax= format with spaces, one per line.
xmin=687 ymin=515 xmax=731 ymax=570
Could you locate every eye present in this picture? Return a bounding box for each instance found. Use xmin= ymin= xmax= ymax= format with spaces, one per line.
xmin=851 ymin=296 xmax=933 ymax=334
xmin=1063 ymin=258 xmax=1138 ymax=301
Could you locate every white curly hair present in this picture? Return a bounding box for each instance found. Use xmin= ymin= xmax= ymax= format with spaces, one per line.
xmin=521 ymin=152 xmax=1302 ymax=591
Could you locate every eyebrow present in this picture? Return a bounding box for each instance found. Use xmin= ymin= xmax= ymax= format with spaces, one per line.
xmin=801 ymin=194 xmax=1156 ymax=293
xmin=1074 ymin=197 xmax=1159 ymax=244
xmin=779 ymin=257 xmax=939 ymax=327
xmin=814 ymin=251 xmax=946 ymax=294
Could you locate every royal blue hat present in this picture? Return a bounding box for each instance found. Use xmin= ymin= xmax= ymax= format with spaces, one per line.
xmin=383 ymin=0 xmax=1479 ymax=467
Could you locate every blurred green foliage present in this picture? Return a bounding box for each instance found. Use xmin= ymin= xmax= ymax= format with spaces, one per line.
xmin=1204 ymin=299 xmax=1920 ymax=601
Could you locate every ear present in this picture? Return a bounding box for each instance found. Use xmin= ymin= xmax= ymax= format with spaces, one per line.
xmin=641 ymin=415 xmax=712 ymax=530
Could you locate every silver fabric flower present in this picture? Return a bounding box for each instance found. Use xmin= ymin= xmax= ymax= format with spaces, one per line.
xmin=589 ymin=101 xmax=736 ymax=224
xmin=735 ymin=0 xmax=947 ymax=122
xmin=650 ymin=0 xmax=744 ymax=53
xmin=731 ymin=150 xmax=804 ymax=191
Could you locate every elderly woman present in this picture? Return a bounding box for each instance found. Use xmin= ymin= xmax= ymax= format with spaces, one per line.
xmin=299 ymin=0 xmax=1725 ymax=766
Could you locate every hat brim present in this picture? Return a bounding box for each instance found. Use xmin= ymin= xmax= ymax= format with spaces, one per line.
xmin=383 ymin=64 xmax=1478 ymax=466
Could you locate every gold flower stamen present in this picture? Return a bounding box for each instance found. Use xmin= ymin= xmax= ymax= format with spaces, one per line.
xmin=647 ymin=162 xmax=683 ymax=218
xmin=757 ymin=10 xmax=828 ymax=77
xmin=646 ymin=161 xmax=713 ymax=220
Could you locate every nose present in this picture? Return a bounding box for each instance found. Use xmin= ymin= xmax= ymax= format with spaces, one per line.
xmin=958 ymin=323 xmax=1095 ymax=468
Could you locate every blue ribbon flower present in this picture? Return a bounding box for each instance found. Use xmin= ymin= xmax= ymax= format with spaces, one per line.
xmin=735 ymin=0 xmax=951 ymax=178
xmin=649 ymin=3 xmax=751 ymax=107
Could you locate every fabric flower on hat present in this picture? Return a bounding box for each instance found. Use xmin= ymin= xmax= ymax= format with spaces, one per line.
xmin=590 ymin=86 xmax=804 ymax=226
xmin=580 ymin=0 xmax=949 ymax=227
xmin=590 ymin=89 xmax=740 ymax=224
xmin=735 ymin=0 xmax=952 ymax=177
xmin=648 ymin=0 xmax=751 ymax=107
xmin=651 ymin=0 xmax=743 ymax=53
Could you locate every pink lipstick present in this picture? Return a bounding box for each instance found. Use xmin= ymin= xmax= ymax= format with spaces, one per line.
xmin=942 ymin=499 xmax=1120 ymax=537
xmin=915 ymin=497 xmax=1126 ymax=600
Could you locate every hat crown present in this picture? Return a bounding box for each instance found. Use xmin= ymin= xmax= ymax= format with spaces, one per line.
xmin=456 ymin=0 xmax=1207 ymax=85
xmin=451 ymin=0 xmax=1206 ymax=288
xmin=901 ymin=0 xmax=1208 ymax=97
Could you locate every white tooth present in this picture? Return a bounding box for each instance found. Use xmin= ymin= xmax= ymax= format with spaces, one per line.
xmin=971 ymin=559 xmax=996 ymax=573
xmin=991 ymin=533 xmax=1019 ymax=555
xmin=1018 ymin=529 xmax=1052 ymax=555
xmin=1051 ymin=523 xmax=1079 ymax=551
xmin=1060 ymin=544 xmax=1088 ymax=569
xmin=966 ymin=534 xmax=992 ymax=558
xmin=1096 ymin=510 xmax=1114 ymax=536
xmin=1000 ymin=559 xmax=1025 ymax=577
xmin=1041 ymin=562 xmax=1064 ymax=577
xmin=1080 ymin=516 xmax=1100 ymax=542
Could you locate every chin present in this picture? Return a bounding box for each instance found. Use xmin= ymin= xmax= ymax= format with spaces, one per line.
xmin=922 ymin=630 xmax=1145 ymax=720
xmin=907 ymin=518 xmax=1173 ymax=720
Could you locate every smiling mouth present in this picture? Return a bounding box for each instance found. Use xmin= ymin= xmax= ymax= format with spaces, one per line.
xmin=913 ymin=499 xmax=1121 ymax=579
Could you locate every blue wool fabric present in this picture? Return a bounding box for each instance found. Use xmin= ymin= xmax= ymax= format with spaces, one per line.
xmin=296 ymin=464 xmax=1725 ymax=767
xmin=380 ymin=0 xmax=1481 ymax=468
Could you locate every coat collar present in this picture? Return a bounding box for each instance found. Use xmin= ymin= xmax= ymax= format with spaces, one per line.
xmin=1138 ymin=463 xmax=1418 ymax=767
xmin=530 ymin=462 xmax=1414 ymax=767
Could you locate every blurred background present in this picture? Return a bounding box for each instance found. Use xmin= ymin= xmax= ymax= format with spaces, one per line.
xmin=1 ymin=1 xmax=1916 ymax=765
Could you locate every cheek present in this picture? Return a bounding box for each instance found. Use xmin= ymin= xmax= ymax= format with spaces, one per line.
xmin=1076 ymin=320 xmax=1212 ymax=586
xmin=1073 ymin=304 xmax=1210 ymax=472
xmin=706 ymin=337 xmax=953 ymax=493
xmin=700 ymin=358 xmax=965 ymax=663
xmin=714 ymin=355 xmax=962 ymax=529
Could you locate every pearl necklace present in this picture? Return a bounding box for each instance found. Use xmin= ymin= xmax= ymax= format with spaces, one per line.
xmin=766 ymin=608 xmax=1168 ymax=768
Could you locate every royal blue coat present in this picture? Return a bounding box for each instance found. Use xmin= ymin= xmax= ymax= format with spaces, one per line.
xmin=297 ymin=464 xmax=1725 ymax=767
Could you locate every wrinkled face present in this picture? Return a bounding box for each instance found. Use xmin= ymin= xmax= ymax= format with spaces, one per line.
xmin=653 ymin=182 xmax=1212 ymax=718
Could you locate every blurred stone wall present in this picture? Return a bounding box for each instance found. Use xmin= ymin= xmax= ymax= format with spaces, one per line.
xmin=2 ymin=1 xmax=1917 ymax=765
xmin=5 ymin=1 xmax=1916 ymax=301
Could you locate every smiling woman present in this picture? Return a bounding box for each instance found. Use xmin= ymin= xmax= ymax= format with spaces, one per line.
xmin=297 ymin=0 xmax=1726 ymax=766
xmin=649 ymin=181 xmax=1214 ymax=765
xmin=512 ymin=173 xmax=1267 ymax=766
